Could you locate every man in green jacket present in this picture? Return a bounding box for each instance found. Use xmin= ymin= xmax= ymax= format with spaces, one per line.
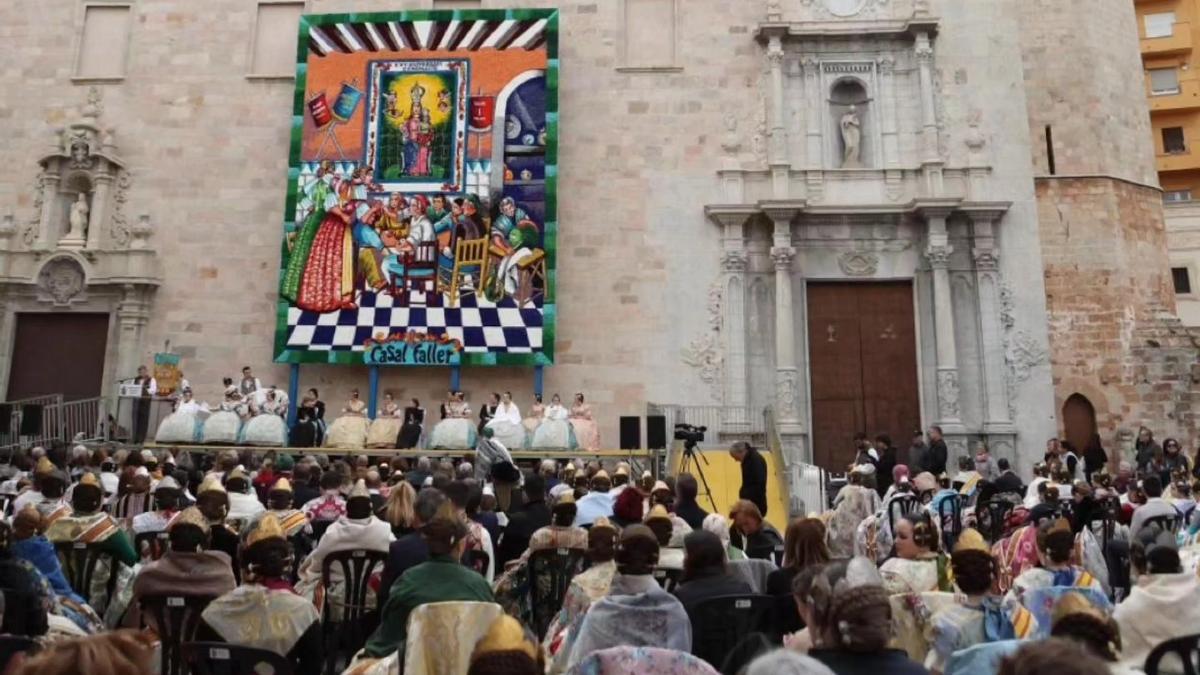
xmin=363 ymin=502 xmax=494 ymax=659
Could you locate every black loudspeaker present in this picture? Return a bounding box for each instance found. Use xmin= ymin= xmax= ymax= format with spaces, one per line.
xmin=647 ymin=415 xmax=667 ymax=450
xmin=619 ymin=416 xmax=641 ymax=450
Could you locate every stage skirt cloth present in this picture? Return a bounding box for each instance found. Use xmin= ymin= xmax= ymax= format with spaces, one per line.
xmin=569 ymin=419 xmax=600 ymax=451
xmin=154 ymin=412 xmax=202 ymax=444
xmin=202 ymin=412 xmax=243 ymax=445
xmin=324 ymin=416 xmax=370 ymax=449
xmin=242 ymin=414 xmax=288 ymax=447
xmin=429 ymin=418 xmax=477 ymax=450
xmin=365 ymin=418 xmax=402 ymax=448
xmin=397 ymin=423 xmax=423 ymax=449
xmin=531 ymin=419 xmax=577 ymax=451
xmin=488 ymin=419 xmax=528 ymax=450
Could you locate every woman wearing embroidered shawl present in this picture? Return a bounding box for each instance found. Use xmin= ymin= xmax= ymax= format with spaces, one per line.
xmin=9 ymin=504 xmax=104 ymax=634
xmin=44 ymin=472 xmax=138 ymax=625
xmin=198 ymin=513 xmax=322 ymax=675
xmin=544 ymin=518 xmax=619 ymax=674
xmin=562 ymin=524 xmax=691 ymax=669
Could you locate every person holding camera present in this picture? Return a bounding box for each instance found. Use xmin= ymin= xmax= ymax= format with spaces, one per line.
xmin=729 ymin=441 xmax=768 ymax=517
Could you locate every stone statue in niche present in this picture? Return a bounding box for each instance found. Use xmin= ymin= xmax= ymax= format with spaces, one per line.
xmin=840 ymin=105 xmax=862 ymax=168
xmin=68 ymin=193 xmax=90 ymax=241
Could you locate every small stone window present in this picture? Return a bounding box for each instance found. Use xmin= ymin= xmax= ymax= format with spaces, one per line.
xmin=1172 ymin=267 xmax=1193 ymax=295
xmin=248 ymin=2 xmax=305 ymax=79
xmin=74 ymin=4 xmax=132 ymax=81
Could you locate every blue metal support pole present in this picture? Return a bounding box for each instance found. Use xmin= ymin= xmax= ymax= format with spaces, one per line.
xmin=450 ymin=366 xmax=461 ymax=392
xmin=368 ymin=366 xmax=381 ymax=419
xmin=534 ymin=365 xmax=544 ymax=398
xmin=286 ymin=363 xmax=300 ymax=430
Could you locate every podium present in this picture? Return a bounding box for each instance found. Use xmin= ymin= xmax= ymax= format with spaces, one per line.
xmin=114 ymin=387 xmax=172 ymax=445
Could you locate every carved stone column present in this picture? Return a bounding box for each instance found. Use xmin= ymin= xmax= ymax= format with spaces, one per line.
xmin=878 ymin=56 xmax=899 ymax=169
xmin=34 ymin=172 xmax=60 ymax=251
xmin=767 ymin=34 xmax=789 ymax=198
xmin=922 ymin=206 xmax=963 ymax=429
xmin=115 ymin=284 xmax=152 ymax=386
xmin=915 ymin=33 xmax=939 ymax=164
xmin=801 ymin=57 xmax=824 ymax=200
xmin=711 ymin=209 xmax=753 ymax=432
xmin=765 ymin=208 xmax=802 ymax=432
xmin=968 ymin=208 xmax=1014 ymax=432
xmin=88 ymin=170 xmax=114 ymax=250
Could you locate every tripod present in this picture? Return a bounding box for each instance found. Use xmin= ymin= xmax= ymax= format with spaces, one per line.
xmin=678 ymin=440 xmax=719 ymax=513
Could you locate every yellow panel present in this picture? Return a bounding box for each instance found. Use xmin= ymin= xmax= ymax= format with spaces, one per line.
xmin=670 ymin=449 xmax=790 ymax=533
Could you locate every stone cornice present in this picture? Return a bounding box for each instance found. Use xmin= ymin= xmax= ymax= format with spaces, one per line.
xmin=755 ymin=17 xmax=940 ymax=43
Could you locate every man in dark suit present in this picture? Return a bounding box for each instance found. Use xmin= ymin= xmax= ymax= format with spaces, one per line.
xmin=495 ymin=473 xmax=550 ymax=567
xmin=926 ymin=425 xmax=948 ymax=477
xmin=377 ymin=487 xmax=445 ymax=606
xmin=478 ymin=392 xmax=499 ymax=435
xmin=730 ymin=441 xmax=768 ymax=517
xmin=993 ymin=458 xmax=1025 ymax=494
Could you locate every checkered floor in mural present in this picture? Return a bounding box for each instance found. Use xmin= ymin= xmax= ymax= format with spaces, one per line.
xmin=285 ymin=291 xmax=544 ymax=353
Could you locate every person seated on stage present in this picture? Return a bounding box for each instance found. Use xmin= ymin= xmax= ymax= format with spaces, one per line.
xmin=531 ymin=394 xmax=576 ymax=451
xmin=523 ymin=394 xmax=545 ymax=438
xmin=561 ymin=524 xmax=691 ymax=669
xmin=673 ymin=529 xmax=752 ymax=613
xmin=574 ymin=470 xmax=615 ymax=528
xmin=323 ymin=389 xmax=370 ymax=449
xmin=242 ymin=389 xmax=288 ymax=447
xmin=113 ymin=467 xmax=155 ymax=523
xmin=728 ymin=499 xmax=783 ymax=557
xmin=127 ymin=506 xmax=237 ymax=630
xmin=131 ymin=475 xmax=184 ymax=536
xmin=397 ymin=398 xmax=425 ymax=450
xmin=568 ymin=393 xmax=600 ymax=451
xmin=223 ymin=467 xmax=265 ymax=523
xmin=261 ymin=478 xmax=309 ymax=539
xmin=364 ymin=501 xmax=495 ymax=660
xmin=195 ymin=475 xmax=241 ymax=576
xmin=428 ymin=391 xmax=477 ymax=450
xmin=485 ymin=391 xmax=526 ymax=450
xmin=644 ymin=504 xmax=685 ymax=571
xmin=295 ymin=479 xmax=394 ymax=615
xmin=198 ymin=514 xmax=323 ymax=675
xmin=154 ymin=387 xmax=205 ymax=444
xmin=45 ymin=472 xmax=138 ymax=617
xmin=879 ymin=512 xmax=946 ymax=595
xmin=202 ymin=383 xmax=248 ymax=445
xmin=302 ymin=470 xmax=348 ymax=523
xmin=366 ymin=391 xmax=404 ymax=449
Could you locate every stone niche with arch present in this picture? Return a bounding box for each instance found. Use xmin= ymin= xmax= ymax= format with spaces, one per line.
xmin=0 ymin=87 xmax=161 ymax=398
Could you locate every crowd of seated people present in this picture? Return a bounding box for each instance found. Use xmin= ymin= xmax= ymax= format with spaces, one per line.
xmin=0 ymin=434 xmax=1199 ymax=675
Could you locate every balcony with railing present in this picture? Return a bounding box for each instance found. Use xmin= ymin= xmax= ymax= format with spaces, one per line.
xmin=1158 ymin=146 xmax=1200 ymax=172
xmin=1142 ymin=21 xmax=1193 ymax=56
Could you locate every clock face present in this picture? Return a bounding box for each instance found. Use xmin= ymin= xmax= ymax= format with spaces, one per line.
xmin=824 ymin=0 xmax=867 ymax=17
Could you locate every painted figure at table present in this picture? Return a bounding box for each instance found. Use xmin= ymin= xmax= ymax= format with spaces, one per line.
xmin=366 ymin=392 xmax=404 ymax=449
xmin=570 ymin=393 xmax=600 ymax=451
xmin=397 ymin=398 xmax=425 ymax=449
xmin=531 ymin=394 xmax=576 ymax=451
xmin=429 ymin=391 xmax=477 ymax=450
xmin=325 ymin=390 xmax=370 ymax=449
xmin=488 ymin=197 xmax=541 ymax=300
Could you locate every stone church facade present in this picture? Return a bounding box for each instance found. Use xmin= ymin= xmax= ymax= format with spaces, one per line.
xmin=0 ymin=0 xmax=1192 ymax=492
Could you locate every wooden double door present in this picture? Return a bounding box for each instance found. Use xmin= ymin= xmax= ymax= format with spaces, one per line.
xmin=807 ymin=282 xmax=921 ymax=470
xmin=6 ymin=313 xmax=109 ymax=401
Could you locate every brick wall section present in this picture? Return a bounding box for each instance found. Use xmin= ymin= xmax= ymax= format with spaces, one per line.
xmin=1038 ymin=177 xmax=1200 ymax=458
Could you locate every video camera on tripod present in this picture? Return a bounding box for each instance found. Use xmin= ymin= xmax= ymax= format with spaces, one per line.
xmin=674 ymin=423 xmax=707 ymax=451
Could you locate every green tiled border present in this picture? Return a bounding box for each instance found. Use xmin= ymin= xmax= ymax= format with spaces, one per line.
xmin=273 ymin=10 xmax=559 ymax=368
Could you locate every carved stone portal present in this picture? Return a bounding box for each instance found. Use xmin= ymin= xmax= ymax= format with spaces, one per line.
xmin=838 ymin=250 xmax=879 ymax=276
xmin=37 ymin=257 xmax=86 ymax=306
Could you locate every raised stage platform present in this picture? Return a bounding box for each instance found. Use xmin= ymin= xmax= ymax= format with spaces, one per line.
xmin=143 ymin=443 xmax=662 ymax=476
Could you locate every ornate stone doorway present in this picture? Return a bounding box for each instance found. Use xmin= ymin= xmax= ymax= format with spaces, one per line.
xmin=807 ymin=281 xmax=920 ymax=469
xmin=7 ymin=313 xmax=109 ymax=401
